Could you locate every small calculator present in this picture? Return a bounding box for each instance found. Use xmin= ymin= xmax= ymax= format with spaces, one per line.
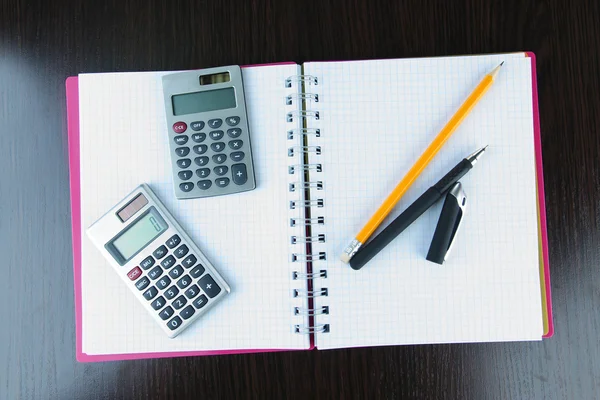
xmin=87 ymin=184 xmax=230 ymax=338
xmin=162 ymin=66 xmax=256 ymax=199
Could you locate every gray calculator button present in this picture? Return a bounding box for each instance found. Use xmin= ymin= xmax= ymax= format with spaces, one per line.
xmin=182 ymin=254 xmax=197 ymax=268
xmin=169 ymin=265 xmax=184 ymax=279
xmin=164 ymin=285 xmax=179 ymax=300
xmin=140 ymin=256 xmax=155 ymax=270
xmin=176 ymin=159 xmax=191 ymax=169
xmin=151 ymin=296 xmax=166 ymax=310
xmin=179 ymin=182 xmax=194 ymax=192
xmin=197 ymin=180 xmax=212 ymax=190
xmin=160 ymin=255 xmax=176 ymax=269
xmin=208 ymin=118 xmax=222 ymax=129
xmin=160 ymin=306 xmax=174 ymax=320
xmin=194 ymin=156 xmax=209 ymax=166
xmin=190 ymin=121 xmax=205 ymax=131
xmin=230 ymin=151 xmax=245 ymax=162
xmin=226 ymin=116 xmax=240 ymax=126
xmin=143 ymin=286 xmax=158 ymax=300
xmin=135 ymin=277 xmax=150 ymax=291
xmin=178 ymin=170 xmax=193 ymax=181
xmin=174 ymin=244 xmax=189 ymax=259
xmin=193 ymin=294 xmax=208 ymax=309
xmin=153 ymin=245 xmax=168 ymax=259
xmin=191 ymin=133 xmax=206 ymax=143
xmin=148 ymin=266 xmax=163 ymax=280
xmin=190 ymin=264 xmax=205 ymax=278
xmin=196 ymin=168 xmax=210 ymax=178
xmin=215 ymin=177 xmax=230 ymax=188
xmin=209 ymin=130 xmax=224 ymax=140
xmin=193 ymin=145 xmax=208 ymax=154
xmin=232 ymin=163 xmax=248 ymax=185
xmin=174 ymin=135 xmax=188 ymax=145
xmin=213 ymin=154 xmax=227 ymax=164
xmin=227 ymin=128 xmax=242 ymax=138
xmin=167 ymin=316 xmax=182 ymax=330
xmin=214 ymin=166 xmax=228 ymax=176
xmin=177 ymin=275 xmax=192 ymax=289
xmin=228 ymin=140 xmax=243 ymax=150
xmin=180 ymin=305 xmax=196 ymax=320
xmin=198 ymin=274 xmax=221 ymax=298
xmin=184 ymin=284 xmax=200 ymax=299
xmin=156 ymin=276 xmax=171 ymax=290
xmin=166 ymin=235 xmax=181 ymax=248
xmin=211 ymin=142 xmax=226 ymax=152
xmin=175 ymin=147 xmax=190 ymax=157
xmin=172 ymin=295 xmax=187 ymax=310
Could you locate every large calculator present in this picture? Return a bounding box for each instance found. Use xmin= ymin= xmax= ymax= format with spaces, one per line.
xmin=162 ymin=66 xmax=256 ymax=199
xmin=87 ymin=184 xmax=230 ymax=338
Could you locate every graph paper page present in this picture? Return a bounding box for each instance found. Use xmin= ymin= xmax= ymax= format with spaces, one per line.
xmin=304 ymin=55 xmax=544 ymax=349
xmin=79 ymin=64 xmax=310 ymax=355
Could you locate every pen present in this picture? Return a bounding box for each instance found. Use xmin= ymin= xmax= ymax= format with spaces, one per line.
xmin=349 ymin=146 xmax=487 ymax=270
xmin=340 ymin=63 xmax=503 ymax=263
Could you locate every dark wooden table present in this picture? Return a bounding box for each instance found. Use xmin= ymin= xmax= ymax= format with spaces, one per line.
xmin=2 ymin=0 xmax=599 ymax=398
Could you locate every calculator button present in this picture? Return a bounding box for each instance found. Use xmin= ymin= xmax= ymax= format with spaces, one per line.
xmin=160 ymin=255 xmax=176 ymax=269
xmin=143 ymin=286 xmax=158 ymax=300
xmin=193 ymin=295 xmax=208 ymax=309
xmin=190 ymin=264 xmax=205 ymax=278
xmin=215 ymin=178 xmax=230 ymax=188
xmin=160 ymin=306 xmax=174 ymax=320
xmin=166 ymin=234 xmax=181 ymax=249
xmin=182 ymin=254 xmax=197 ymax=268
xmin=228 ymin=140 xmax=243 ymax=150
xmin=175 ymin=147 xmax=190 ymax=157
xmin=193 ymin=144 xmax=208 ymax=154
xmin=226 ymin=116 xmax=240 ymax=126
xmin=172 ymin=295 xmax=187 ymax=310
xmin=177 ymin=275 xmax=192 ymax=289
xmin=196 ymin=168 xmax=211 ymax=178
xmin=185 ymin=284 xmax=200 ymax=299
xmin=208 ymin=118 xmax=222 ymax=129
xmin=151 ymin=296 xmax=166 ymax=310
xmin=176 ymin=158 xmax=191 ymax=169
xmin=199 ymin=274 xmax=222 ymax=298
xmin=232 ymin=163 xmax=248 ymax=185
xmin=156 ymin=276 xmax=171 ymax=290
xmin=174 ymin=135 xmax=188 ymax=145
xmin=227 ymin=128 xmax=242 ymax=138
xmin=197 ymin=180 xmax=212 ymax=190
xmin=213 ymin=154 xmax=227 ymax=164
xmin=214 ymin=166 xmax=228 ymax=176
xmin=140 ymin=256 xmax=155 ymax=270
xmin=178 ymin=170 xmax=193 ymax=181
xmin=209 ymin=130 xmax=224 ymax=140
xmin=135 ymin=277 xmax=150 ymax=291
xmin=153 ymin=245 xmax=168 ymax=259
xmin=211 ymin=142 xmax=226 ymax=152
xmin=167 ymin=316 xmax=182 ymax=330
xmin=127 ymin=266 xmax=142 ymax=281
xmin=174 ymin=244 xmax=189 ymax=259
xmin=148 ymin=266 xmax=163 ymax=280
xmin=179 ymin=182 xmax=194 ymax=192
xmin=191 ymin=133 xmax=206 ymax=143
xmin=194 ymin=156 xmax=209 ymax=166
xmin=180 ymin=305 xmax=196 ymax=320
xmin=169 ymin=265 xmax=184 ymax=279
xmin=230 ymin=151 xmax=245 ymax=162
xmin=190 ymin=121 xmax=205 ymax=131
xmin=164 ymin=285 xmax=179 ymax=299
xmin=173 ymin=122 xmax=187 ymax=133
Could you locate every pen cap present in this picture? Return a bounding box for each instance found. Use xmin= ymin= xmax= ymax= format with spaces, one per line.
xmin=426 ymin=182 xmax=466 ymax=265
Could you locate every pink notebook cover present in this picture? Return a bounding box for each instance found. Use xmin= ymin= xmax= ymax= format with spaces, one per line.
xmin=66 ymin=56 xmax=553 ymax=362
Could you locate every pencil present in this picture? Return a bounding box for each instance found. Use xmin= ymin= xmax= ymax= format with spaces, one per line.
xmin=340 ymin=62 xmax=503 ymax=263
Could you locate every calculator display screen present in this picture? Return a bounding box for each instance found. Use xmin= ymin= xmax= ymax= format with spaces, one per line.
xmin=108 ymin=207 xmax=167 ymax=264
xmin=171 ymin=88 xmax=236 ymax=116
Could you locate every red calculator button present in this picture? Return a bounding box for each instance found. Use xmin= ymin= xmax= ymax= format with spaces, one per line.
xmin=173 ymin=122 xmax=187 ymax=133
xmin=127 ymin=266 xmax=142 ymax=281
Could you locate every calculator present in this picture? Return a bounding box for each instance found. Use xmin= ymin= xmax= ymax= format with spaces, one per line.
xmin=162 ymin=66 xmax=257 ymax=199
xmin=86 ymin=184 xmax=230 ymax=338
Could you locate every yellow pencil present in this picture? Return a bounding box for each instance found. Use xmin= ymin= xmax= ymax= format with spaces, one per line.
xmin=340 ymin=62 xmax=504 ymax=263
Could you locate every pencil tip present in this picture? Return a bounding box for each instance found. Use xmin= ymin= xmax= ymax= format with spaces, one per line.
xmin=500 ymin=61 xmax=505 ymax=66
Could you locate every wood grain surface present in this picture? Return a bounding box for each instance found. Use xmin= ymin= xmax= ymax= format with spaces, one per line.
xmin=1 ymin=0 xmax=599 ymax=398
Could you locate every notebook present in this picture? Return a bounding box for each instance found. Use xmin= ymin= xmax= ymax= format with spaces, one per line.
xmin=66 ymin=53 xmax=553 ymax=362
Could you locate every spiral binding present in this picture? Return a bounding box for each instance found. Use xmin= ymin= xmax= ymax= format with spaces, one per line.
xmin=287 ymin=74 xmax=328 ymax=336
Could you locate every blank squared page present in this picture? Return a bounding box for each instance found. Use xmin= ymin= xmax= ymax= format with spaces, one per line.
xmin=304 ymin=55 xmax=544 ymax=349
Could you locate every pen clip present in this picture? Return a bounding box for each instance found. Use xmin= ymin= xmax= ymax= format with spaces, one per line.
xmin=444 ymin=183 xmax=467 ymax=261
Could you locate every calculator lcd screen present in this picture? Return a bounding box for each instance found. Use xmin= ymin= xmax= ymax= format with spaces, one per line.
xmin=171 ymin=88 xmax=237 ymax=115
xmin=107 ymin=207 xmax=167 ymax=265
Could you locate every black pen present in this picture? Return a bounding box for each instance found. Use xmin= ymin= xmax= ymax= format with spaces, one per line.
xmin=349 ymin=146 xmax=487 ymax=270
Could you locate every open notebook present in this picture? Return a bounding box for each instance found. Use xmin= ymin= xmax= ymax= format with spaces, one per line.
xmin=67 ymin=54 xmax=552 ymax=362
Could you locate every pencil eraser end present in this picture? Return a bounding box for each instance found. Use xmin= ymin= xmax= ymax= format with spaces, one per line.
xmin=339 ymin=253 xmax=351 ymax=264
